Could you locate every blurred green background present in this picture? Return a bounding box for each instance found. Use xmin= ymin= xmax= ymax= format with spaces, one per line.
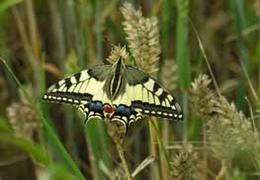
xmin=0 ymin=0 xmax=259 ymax=179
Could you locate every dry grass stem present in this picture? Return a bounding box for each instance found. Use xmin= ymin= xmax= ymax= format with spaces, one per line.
xmin=190 ymin=21 xmax=221 ymax=96
xmin=131 ymin=156 xmax=155 ymax=177
xmin=105 ymin=119 xmax=132 ymax=180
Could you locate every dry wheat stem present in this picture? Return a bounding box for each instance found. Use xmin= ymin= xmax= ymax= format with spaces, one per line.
xmin=116 ymin=143 xmax=132 ymax=180
xmin=189 ymin=19 xmax=221 ymax=97
xmin=105 ymin=118 xmax=132 ymax=180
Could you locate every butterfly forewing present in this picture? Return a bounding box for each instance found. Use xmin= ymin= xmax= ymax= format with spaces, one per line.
xmin=43 ymin=66 xmax=111 ymax=105
xmin=44 ymin=70 xmax=88 ymax=104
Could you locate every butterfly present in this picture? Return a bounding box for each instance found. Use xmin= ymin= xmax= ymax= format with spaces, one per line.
xmin=43 ymin=58 xmax=183 ymax=131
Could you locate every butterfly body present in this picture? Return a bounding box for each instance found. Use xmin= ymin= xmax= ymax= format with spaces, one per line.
xmin=43 ymin=58 xmax=183 ymax=128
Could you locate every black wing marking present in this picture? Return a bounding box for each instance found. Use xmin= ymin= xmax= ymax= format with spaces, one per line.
xmin=43 ymin=65 xmax=112 ymax=105
xmin=125 ymin=66 xmax=183 ymax=120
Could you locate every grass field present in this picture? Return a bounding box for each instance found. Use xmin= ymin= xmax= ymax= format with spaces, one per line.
xmin=0 ymin=0 xmax=259 ymax=179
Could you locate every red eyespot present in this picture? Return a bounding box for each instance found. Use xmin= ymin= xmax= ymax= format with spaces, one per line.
xmin=103 ymin=105 xmax=116 ymax=114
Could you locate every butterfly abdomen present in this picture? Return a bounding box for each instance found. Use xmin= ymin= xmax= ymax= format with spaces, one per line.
xmin=105 ymin=58 xmax=127 ymax=100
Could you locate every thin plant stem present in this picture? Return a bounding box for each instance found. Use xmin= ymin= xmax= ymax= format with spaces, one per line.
xmin=202 ymin=123 xmax=208 ymax=179
xmin=47 ymin=0 xmax=66 ymax=65
xmin=84 ymin=125 xmax=99 ymax=180
xmin=95 ymin=0 xmax=103 ymax=61
xmin=239 ymin=58 xmax=260 ymax=107
xmin=189 ymin=19 xmax=221 ymax=97
xmin=11 ymin=7 xmax=37 ymax=79
xmin=176 ymin=0 xmax=190 ymax=140
xmin=149 ymin=120 xmax=160 ymax=180
xmin=25 ymin=0 xmax=41 ymax=60
xmin=105 ymin=117 xmax=132 ymax=180
xmin=116 ymin=142 xmax=132 ymax=180
xmin=215 ymin=161 xmax=227 ymax=180
xmin=151 ymin=118 xmax=172 ymax=172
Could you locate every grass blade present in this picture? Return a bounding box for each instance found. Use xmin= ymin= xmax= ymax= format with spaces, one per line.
xmin=176 ymin=0 xmax=190 ymax=139
xmin=0 ymin=57 xmax=85 ymax=180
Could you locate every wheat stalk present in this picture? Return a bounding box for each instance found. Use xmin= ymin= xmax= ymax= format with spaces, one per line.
xmin=121 ymin=2 xmax=160 ymax=74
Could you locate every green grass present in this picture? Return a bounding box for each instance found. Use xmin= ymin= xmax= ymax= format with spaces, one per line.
xmin=0 ymin=0 xmax=23 ymax=13
xmin=176 ymin=0 xmax=190 ymax=140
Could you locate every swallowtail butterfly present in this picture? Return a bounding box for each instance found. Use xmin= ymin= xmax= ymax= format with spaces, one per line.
xmin=43 ymin=58 xmax=183 ymax=129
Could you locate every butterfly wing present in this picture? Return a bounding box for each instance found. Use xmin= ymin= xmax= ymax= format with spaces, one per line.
xmin=125 ymin=66 xmax=183 ymax=121
xmin=43 ymin=65 xmax=113 ymax=119
xmin=43 ymin=63 xmax=183 ymax=124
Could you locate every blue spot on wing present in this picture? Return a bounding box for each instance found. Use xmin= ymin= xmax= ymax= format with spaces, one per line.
xmin=89 ymin=101 xmax=103 ymax=112
xmin=116 ymin=105 xmax=132 ymax=117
